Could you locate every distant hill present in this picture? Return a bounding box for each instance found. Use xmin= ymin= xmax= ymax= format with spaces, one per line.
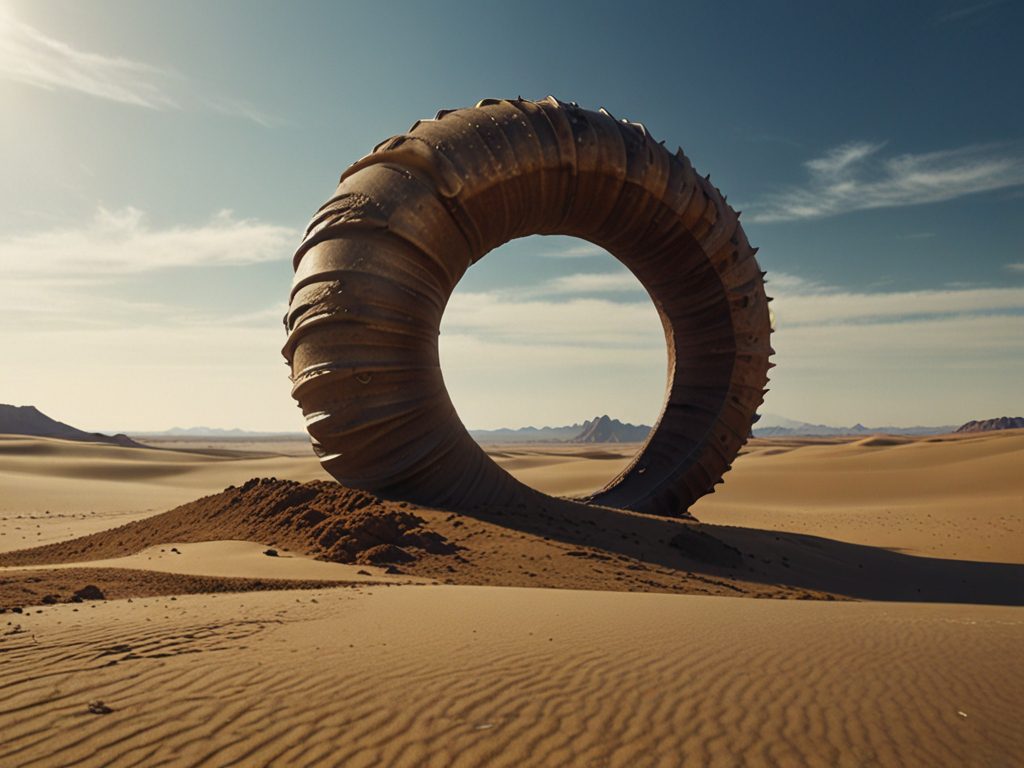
xmin=469 ymin=423 xmax=586 ymax=443
xmin=574 ymin=415 xmax=650 ymax=443
xmin=955 ymin=417 xmax=1024 ymax=433
xmin=470 ymin=416 xmax=651 ymax=444
xmin=0 ymin=405 xmax=141 ymax=448
xmin=752 ymin=414 xmax=954 ymax=437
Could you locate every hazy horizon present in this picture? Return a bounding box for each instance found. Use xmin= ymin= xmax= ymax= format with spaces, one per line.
xmin=0 ymin=401 xmax=978 ymax=435
xmin=2 ymin=0 xmax=1022 ymax=433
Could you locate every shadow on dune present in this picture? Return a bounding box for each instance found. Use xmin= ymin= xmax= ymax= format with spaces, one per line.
xmin=705 ymin=525 xmax=1024 ymax=606
xmin=2 ymin=476 xmax=1018 ymax=607
xmin=476 ymin=492 xmax=1024 ymax=606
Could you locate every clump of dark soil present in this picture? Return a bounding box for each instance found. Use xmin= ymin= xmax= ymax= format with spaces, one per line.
xmin=0 ymin=479 xmax=456 ymax=568
xmin=73 ymin=584 xmax=106 ymax=601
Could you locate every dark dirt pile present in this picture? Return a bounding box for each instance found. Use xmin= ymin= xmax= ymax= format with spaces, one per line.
xmin=0 ymin=479 xmax=456 ymax=568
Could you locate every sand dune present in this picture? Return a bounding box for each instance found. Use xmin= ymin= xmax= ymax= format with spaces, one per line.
xmin=3 ymin=476 xmax=1020 ymax=606
xmin=2 ymin=586 xmax=1021 ymax=767
xmin=12 ymin=431 xmax=1018 ymax=569
xmin=694 ymin=430 xmax=1024 ymax=563
xmin=485 ymin=443 xmax=636 ymax=497
xmin=0 ymin=435 xmax=325 ymax=552
xmin=0 ymin=430 xmax=1021 ymax=765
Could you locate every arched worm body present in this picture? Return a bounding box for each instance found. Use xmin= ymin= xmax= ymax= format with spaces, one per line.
xmin=283 ymin=97 xmax=773 ymax=517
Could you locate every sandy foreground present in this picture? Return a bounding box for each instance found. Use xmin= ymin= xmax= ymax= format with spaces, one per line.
xmin=3 ymin=587 xmax=1021 ymax=767
xmin=1 ymin=430 xmax=1022 ymax=766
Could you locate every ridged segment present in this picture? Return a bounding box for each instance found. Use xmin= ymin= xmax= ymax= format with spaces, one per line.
xmin=283 ymin=97 xmax=773 ymax=517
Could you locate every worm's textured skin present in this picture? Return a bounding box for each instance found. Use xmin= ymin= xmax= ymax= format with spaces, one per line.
xmin=283 ymin=97 xmax=773 ymax=517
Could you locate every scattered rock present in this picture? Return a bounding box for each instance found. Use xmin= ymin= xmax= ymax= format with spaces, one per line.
xmin=263 ymin=548 xmax=279 ymax=557
xmin=40 ymin=594 xmax=59 ymax=605
xmin=87 ymin=700 xmax=113 ymax=715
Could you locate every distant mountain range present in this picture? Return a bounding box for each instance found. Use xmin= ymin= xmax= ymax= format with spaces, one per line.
xmin=752 ymin=422 xmax=956 ymax=437
xmin=470 ymin=415 xmax=651 ymax=444
xmin=469 ymin=412 xmax=967 ymax=443
xmin=137 ymin=416 xmax=983 ymax=441
xmin=0 ymin=405 xmax=141 ymax=448
xmin=751 ymin=413 xmax=955 ymax=437
xmin=7 ymin=405 xmax=1011 ymax=450
xmin=955 ymin=416 xmax=1024 ymax=433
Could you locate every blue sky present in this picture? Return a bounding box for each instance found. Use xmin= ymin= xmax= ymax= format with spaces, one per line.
xmin=1 ymin=0 xmax=1022 ymax=431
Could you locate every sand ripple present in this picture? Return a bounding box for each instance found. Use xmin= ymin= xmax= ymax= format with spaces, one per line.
xmin=2 ymin=587 xmax=1021 ymax=767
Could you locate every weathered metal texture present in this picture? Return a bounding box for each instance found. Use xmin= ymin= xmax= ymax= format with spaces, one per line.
xmin=283 ymin=97 xmax=773 ymax=517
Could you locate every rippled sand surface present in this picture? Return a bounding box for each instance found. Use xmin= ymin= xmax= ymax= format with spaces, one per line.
xmin=1 ymin=430 xmax=1021 ymax=766
xmin=3 ymin=586 xmax=1021 ymax=767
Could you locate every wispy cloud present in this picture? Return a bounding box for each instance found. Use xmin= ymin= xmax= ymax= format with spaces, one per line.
xmin=0 ymin=206 xmax=296 ymax=277
xmin=205 ymin=96 xmax=280 ymax=128
xmin=751 ymin=141 xmax=1024 ymax=222
xmin=0 ymin=207 xmax=296 ymax=335
xmin=0 ymin=6 xmax=176 ymax=109
xmin=1006 ymin=262 xmax=1024 ymax=273
xmin=771 ymin=279 xmax=1024 ymax=326
xmin=539 ymin=241 xmax=609 ymax=259
xmin=444 ymin=291 xmax=661 ymax=348
xmin=534 ymin=271 xmax=643 ymax=295
xmin=805 ymin=141 xmax=886 ymax=175
xmin=936 ymin=0 xmax=1006 ymax=23
xmin=0 ymin=7 xmax=272 ymax=123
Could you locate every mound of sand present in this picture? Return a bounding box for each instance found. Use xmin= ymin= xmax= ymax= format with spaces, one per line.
xmin=0 ymin=479 xmax=456 ymax=569
xmin=851 ymin=435 xmax=915 ymax=447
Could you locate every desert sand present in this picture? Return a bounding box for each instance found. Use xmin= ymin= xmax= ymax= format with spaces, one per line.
xmin=0 ymin=435 xmax=323 ymax=552
xmin=695 ymin=431 xmax=1024 ymax=563
xmin=3 ymin=587 xmax=1021 ymax=767
xmin=1 ymin=430 xmax=1022 ymax=766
